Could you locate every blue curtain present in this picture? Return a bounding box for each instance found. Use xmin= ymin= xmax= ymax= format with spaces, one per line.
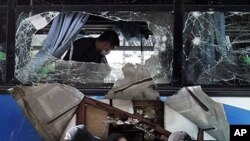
xmin=16 ymin=12 xmax=89 ymax=83
xmin=43 ymin=12 xmax=89 ymax=58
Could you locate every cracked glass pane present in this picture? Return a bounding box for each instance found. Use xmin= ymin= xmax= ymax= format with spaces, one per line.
xmin=15 ymin=11 xmax=173 ymax=85
xmin=184 ymin=12 xmax=250 ymax=85
xmin=15 ymin=12 xmax=60 ymax=83
xmin=0 ymin=11 xmax=7 ymax=83
xmin=98 ymin=12 xmax=173 ymax=84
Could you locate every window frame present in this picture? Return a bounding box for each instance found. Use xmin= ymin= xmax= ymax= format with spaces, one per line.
xmin=2 ymin=0 xmax=250 ymax=96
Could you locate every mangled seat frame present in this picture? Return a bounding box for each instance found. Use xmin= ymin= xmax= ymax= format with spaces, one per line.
xmin=76 ymin=97 xmax=171 ymax=140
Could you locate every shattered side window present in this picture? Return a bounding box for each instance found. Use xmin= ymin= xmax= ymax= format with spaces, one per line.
xmin=15 ymin=12 xmax=60 ymax=83
xmin=0 ymin=11 xmax=7 ymax=83
xmin=184 ymin=12 xmax=250 ymax=85
xmin=15 ymin=11 xmax=173 ymax=85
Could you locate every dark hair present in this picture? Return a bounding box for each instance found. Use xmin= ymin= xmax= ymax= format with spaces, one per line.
xmin=107 ymin=133 xmax=126 ymax=141
xmin=97 ymin=30 xmax=119 ymax=49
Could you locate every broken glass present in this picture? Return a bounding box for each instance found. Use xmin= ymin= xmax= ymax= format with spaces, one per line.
xmin=105 ymin=63 xmax=160 ymax=100
xmin=87 ymin=11 xmax=174 ymax=84
xmin=184 ymin=12 xmax=250 ymax=85
xmin=15 ymin=12 xmax=60 ymax=83
xmin=15 ymin=11 xmax=173 ymax=85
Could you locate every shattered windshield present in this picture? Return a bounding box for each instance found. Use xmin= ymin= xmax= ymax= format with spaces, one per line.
xmin=15 ymin=11 xmax=174 ymax=85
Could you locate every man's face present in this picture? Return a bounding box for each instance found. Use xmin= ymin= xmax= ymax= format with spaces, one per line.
xmin=104 ymin=42 xmax=112 ymax=51
xmin=100 ymin=42 xmax=111 ymax=55
xmin=99 ymin=41 xmax=110 ymax=51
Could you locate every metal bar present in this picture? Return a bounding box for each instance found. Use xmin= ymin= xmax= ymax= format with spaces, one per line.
xmin=31 ymin=45 xmax=154 ymax=51
xmin=77 ymin=85 xmax=250 ymax=97
xmin=1 ymin=85 xmax=250 ymax=97
xmin=184 ymin=5 xmax=250 ymax=12
xmin=15 ymin=5 xmax=250 ymax=13
xmin=197 ymin=127 xmax=215 ymax=141
xmin=185 ymin=87 xmax=209 ymax=112
xmin=16 ymin=5 xmax=174 ymax=13
xmin=6 ymin=0 xmax=16 ymax=83
xmin=113 ymin=78 xmax=153 ymax=94
xmin=173 ymin=0 xmax=184 ymax=86
xmin=113 ymin=46 xmax=154 ymax=51
xmin=0 ymin=85 xmax=15 ymax=94
xmin=159 ymin=86 xmax=250 ymax=97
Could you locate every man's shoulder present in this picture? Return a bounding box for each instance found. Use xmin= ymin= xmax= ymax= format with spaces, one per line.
xmin=75 ymin=37 xmax=95 ymax=43
xmin=74 ymin=37 xmax=96 ymax=51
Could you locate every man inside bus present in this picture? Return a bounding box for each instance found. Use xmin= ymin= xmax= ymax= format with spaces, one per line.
xmin=63 ymin=30 xmax=119 ymax=63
